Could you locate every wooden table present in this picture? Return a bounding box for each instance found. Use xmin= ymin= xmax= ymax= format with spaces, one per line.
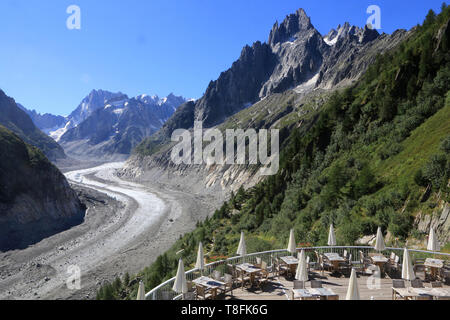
xmin=292 ymin=288 xmax=339 ymax=300
xmin=193 ymin=276 xmax=225 ymax=298
xmin=371 ymin=255 xmax=389 ymax=276
xmin=281 ymin=256 xmax=299 ymax=276
xmin=324 ymin=253 xmax=345 ymax=272
xmin=424 ymin=258 xmax=444 ymax=280
xmin=236 ymin=263 xmax=262 ymax=286
xmin=393 ymin=287 xmax=450 ymax=300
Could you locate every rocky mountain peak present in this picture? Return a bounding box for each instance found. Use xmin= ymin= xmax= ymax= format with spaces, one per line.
xmin=269 ymin=8 xmax=314 ymax=47
xmin=324 ymin=22 xmax=380 ymax=46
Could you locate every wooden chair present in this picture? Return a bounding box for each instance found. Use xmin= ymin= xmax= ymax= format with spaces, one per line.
xmin=236 ymin=268 xmax=251 ymax=289
xmin=196 ymin=285 xmax=214 ymax=300
xmin=224 ymin=273 xmax=234 ymax=295
xmin=414 ymin=259 xmax=426 ymax=279
xmin=255 ymin=257 xmax=262 ymax=268
xmin=343 ymin=249 xmax=348 ymax=260
xmin=306 ymin=255 xmax=311 ymax=273
xmin=277 ymin=258 xmax=289 ymax=277
xmin=392 ymin=279 xmax=406 ymax=300
xmin=212 ymin=270 xmax=223 ymax=281
xmin=339 ymin=254 xmax=352 ymax=276
xmin=256 ymin=262 xmax=269 ymax=289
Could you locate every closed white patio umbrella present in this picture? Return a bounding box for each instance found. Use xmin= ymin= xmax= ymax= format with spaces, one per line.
xmin=237 ymin=232 xmax=247 ymax=257
xmin=295 ymin=249 xmax=308 ymax=282
xmin=136 ymin=281 xmax=146 ymax=300
xmin=287 ymin=229 xmax=297 ymax=255
xmin=173 ymin=258 xmax=188 ymax=295
xmin=328 ymin=224 xmax=336 ymax=247
xmin=427 ymin=227 xmax=440 ymax=252
xmin=195 ymin=242 xmax=205 ymax=274
xmin=345 ymin=268 xmax=360 ymax=300
xmin=374 ymin=227 xmax=386 ymax=252
xmin=401 ymin=248 xmax=416 ymax=281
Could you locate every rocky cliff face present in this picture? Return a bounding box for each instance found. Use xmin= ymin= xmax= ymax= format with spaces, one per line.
xmin=0 ymin=126 xmax=85 ymax=251
xmin=0 ymin=90 xmax=66 ymax=161
xmin=128 ymin=8 xmax=411 ymax=191
xmin=414 ymin=202 xmax=450 ymax=247
xmin=150 ymin=8 xmax=410 ymax=144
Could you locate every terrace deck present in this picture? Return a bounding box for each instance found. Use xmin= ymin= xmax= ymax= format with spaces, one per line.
xmin=219 ymin=271 xmax=449 ymax=301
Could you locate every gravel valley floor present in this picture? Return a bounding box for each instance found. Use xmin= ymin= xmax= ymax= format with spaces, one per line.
xmin=0 ymin=161 xmax=216 ymax=300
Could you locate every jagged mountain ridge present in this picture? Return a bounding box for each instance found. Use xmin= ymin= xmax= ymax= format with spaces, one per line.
xmin=59 ymin=93 xmax=186 ymax=159
xmin=17 ymin=104 xmax=67 ymax=136
xmin=152 ymin=8 xmax=409 ymax=142
xmin=128 ymin=8 xmax=411 ymax=194
xmin=0 ymin=90 xmax=66 ymax=161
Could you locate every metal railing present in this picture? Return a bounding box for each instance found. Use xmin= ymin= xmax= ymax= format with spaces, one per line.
xmin=145 ymin=246 xmax=450 ymax=300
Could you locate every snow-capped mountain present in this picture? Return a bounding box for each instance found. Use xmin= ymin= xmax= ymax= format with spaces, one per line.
xmin=58 ymin=92 xmax=186 ymax=159
xmin=48 ymin=90 xmax=126 ymax=141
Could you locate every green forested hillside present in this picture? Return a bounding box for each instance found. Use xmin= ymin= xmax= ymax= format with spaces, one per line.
xmin=97 ymin=5 xmax=450 ymax=300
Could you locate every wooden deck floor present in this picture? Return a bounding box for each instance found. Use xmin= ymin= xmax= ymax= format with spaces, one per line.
xmin=219 ymin=270 xmax=449 ymax=301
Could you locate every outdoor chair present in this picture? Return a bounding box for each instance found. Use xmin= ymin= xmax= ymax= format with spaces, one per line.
xmin=278 ymin=259 xmax=289 ymax=277
xmin=187 ymin=281 xmax=196 ymax=294
xmin=311 ymin=280 xmax=322 ymax=288
xmin=389 ymin=252 xmax=396 ymax=262
xmin=305 ymin=256 xmax=311 ymax=272
xmin=320 ymin=255 xmax=333 ymax=273
xmin=255 ymin=257 xmax=262 ymax=268
xmin=392 ymin=279 xmax=406 ymax=300
xmin=224 ymin=273 xmax=234 ymax=295
xmin=414 ymin=259 xmax=426 ymax=279
xmin=339 ymin=254 xmax=352 ymax=276
xmin=256 ymin=265 xmax=269 ymax=290
xmin=411 ymin=279 xmax=424 ymax=288
xmin=213 ymin=270 xmax=223 ymax=281
xmin=196 ymin=285 xmax=214 ymax=300
xmin=343 ymin=249 xmax=348 ymax=260
xmin=293 ymin=280 xmax=305 ymax=289
xmin=236 ymin=268 xmax=251 ymax=289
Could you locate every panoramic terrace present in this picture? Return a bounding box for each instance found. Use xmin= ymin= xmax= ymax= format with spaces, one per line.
xmin=143 ymin=245 xmax=450 ymax=301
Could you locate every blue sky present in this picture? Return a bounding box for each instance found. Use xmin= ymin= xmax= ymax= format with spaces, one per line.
xmin=0 ymin=0 xmax=445 ymax=116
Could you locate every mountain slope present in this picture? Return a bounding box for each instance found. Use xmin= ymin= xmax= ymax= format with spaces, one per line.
xmin=126 ymin=8 xmax=410 ymax=197
xmin=0 ymin=126 xmax=85 ymax=251
xmin=17 ymin=104 xmax=67 ymax=135
xmin=0 ymin=90 xmax=65 ymax=161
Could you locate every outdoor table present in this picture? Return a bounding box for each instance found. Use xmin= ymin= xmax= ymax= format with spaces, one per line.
xmin=323 ymin=253 xmax=345 ymax=272
xmin=292 ymin=288 xmax=339 ymax=300
xmin=393 ymin=287 xmax=450 ymax=300
xmin=281 ymin=256 xmax=299 ymax=276
xmin=236 ymin=263 xmax=262 ymax=286
xmin=370 ymin=255 xmax=389 ymax=276
xmin=193 ymin=276 xmax=226 ymax=299
xmin=424 ymin=258 xmax=444 ymax=280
